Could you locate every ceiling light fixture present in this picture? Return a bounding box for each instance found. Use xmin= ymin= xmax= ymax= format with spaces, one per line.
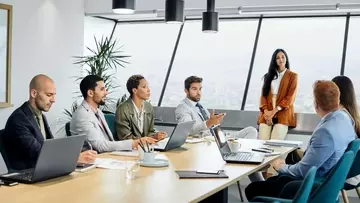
xmin=202 ymin=0 xmax=218 ymax=33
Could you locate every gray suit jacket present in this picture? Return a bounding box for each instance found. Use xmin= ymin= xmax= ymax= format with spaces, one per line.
xmin=115 ymin=98 xmax=156 ymax=140
xmin=70 ymin=100 xmax=132 ymax=153
xmin=175 ymin=98 xmax=211 ymax=136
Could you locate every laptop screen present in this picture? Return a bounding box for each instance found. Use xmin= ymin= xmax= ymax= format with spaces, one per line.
xmin=210 ymin=126 xmax=231 ymax=154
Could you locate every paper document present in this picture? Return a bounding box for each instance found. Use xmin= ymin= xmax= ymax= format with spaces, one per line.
xmin=186 ymin=138 xmax=203 ymax=143
xmin=94 ymin=158 xmax=128 ymax=170
xmin=110 ymin=150 xmax=139 ymax=157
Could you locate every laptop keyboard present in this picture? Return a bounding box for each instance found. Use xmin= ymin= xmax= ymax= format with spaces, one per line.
xmin=225 ymin=152 xmax=253 ymax=161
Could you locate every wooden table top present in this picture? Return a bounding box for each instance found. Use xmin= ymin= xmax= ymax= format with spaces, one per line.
xmin=0 ymin=139 xmax=295 ymax=203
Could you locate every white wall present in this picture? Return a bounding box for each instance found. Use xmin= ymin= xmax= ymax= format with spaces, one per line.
xmin=0 ymin=0 xmax=85 ymax=133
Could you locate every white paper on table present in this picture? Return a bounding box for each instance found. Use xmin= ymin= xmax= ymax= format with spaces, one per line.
xmin=185 ymin=138 xmax=203 ymax=143
xmin=94 ymin=158 xmax=129 ymax=170
xmin=110 ymin=150 xmax=139 ymax=157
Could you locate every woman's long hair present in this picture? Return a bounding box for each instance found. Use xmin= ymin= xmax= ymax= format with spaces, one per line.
xmin=332 ymin=76 xmax=360 ymax=137
xmin=262 ymin=49 xmax=290 ymax=97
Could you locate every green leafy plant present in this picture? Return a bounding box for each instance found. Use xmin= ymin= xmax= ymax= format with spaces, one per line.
xmin=63 ymin=36 xmax=131 ymax=119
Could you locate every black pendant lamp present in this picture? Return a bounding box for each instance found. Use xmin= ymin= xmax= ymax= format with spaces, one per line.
xmin=202 ymin=0 xmax=218 ymax=33
xmin=165 ymin=0 xmax=184 ymax=24
xmin=113 ymin=0 xmax=135 ymax=14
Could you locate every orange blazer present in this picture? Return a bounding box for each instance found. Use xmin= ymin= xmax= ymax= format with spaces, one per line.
xmin=257 ymin=70 xmax=298 ymax=127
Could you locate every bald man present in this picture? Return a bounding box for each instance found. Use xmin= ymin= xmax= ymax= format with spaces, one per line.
xmin=2 ymin=74 xmax=97 ymax=170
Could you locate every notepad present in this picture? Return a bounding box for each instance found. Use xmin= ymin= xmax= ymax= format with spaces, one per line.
xmin=264 ymin=140 xmax=303 ymax=148
xmin=175 ymin=170 xmax=228 ymax=179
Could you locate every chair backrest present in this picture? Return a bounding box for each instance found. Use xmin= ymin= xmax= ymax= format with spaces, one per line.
xmin=292 ymin=167 xmax=317 ymax=203
xmin=309 ymin=151 xmax=355 ymax=203
xmin=0 ymin=129 xmax=12 ymax=171
xmin=104 ymin=113 xmax=117 ymax=140
xmin=345 ymin=139 xmax=360 ymax=179
xmin=65 ymin=122 xmax=71 ymax=136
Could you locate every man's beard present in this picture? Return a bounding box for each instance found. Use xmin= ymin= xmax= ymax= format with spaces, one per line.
xmin=188 ymin=95 xmax=200 ymax=102
xmin=98 ymin=99 xmax=106 ymax=106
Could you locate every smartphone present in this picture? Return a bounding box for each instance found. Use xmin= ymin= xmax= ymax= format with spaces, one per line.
xmin=215 ymin=113 xmax=226 ymax=116
xmin=0 ymin=180 xmax=19 ymax=186
xmin=196 ymin=170 xmax=220 ymax=175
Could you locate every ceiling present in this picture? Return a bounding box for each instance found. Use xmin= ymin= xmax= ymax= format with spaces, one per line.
xmin=85 ymin=0 xmax=360 ymax=21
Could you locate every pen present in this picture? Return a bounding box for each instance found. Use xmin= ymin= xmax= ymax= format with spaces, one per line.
xmin=138 ymin=141 xmax=146 ymax=152
xmin=86 ymin=141 xmax=93 ymax=151
xmin=145 ymin=141 xmax=150 ymax=152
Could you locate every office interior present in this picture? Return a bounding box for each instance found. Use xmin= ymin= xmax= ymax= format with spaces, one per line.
xmin=0 ymin=0 xmax=360 ymax=202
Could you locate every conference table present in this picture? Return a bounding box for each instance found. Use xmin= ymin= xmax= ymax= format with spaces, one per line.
xmin=0 ymin=139 xmax=296 ymax=203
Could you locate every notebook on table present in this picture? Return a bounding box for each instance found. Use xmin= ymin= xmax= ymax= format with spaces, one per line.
xmin=175 ymin=170 xmax=228 ymax=179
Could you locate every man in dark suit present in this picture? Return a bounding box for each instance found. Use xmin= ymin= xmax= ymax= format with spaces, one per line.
xmin=2 ymin=74 xmax=97 ymax=170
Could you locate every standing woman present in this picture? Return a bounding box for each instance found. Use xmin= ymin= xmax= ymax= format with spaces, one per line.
xmin=332 ymin=76 xmax=360 ymax=137
xmin=258 ymin=49 xmax=298 ymax=140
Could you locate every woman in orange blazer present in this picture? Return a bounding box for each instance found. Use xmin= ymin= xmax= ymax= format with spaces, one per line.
xmin=258 ymin=49 xmax=298 ymax=140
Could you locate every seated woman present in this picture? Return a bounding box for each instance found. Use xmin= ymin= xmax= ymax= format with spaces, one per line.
xmin=332 ymin=76 xmax=360 ymax=137
xmin=258 ymin=49 xmax=298 ymax=141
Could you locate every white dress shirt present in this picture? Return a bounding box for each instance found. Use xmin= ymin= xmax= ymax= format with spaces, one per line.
xmin=187 ymin=98 xmax=205 ymax=120
xmin=131 ymin=99 xmax=145 ymax=134
xmin=271 ymin=69 xmax=287 ymax=95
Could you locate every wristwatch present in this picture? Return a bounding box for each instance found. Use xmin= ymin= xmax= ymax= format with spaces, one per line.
xmin=276 ymin=106 xmax=282 ymax=111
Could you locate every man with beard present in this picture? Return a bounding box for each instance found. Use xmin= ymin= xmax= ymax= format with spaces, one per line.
xmin=71 ymin=75 xmax=156 ymax=153
xmin=175 ymin=76 xmax=258 ymax=139
xmin=116 ymin=75 xmax=167 ymax=141
xmin=2 ymin=74 xmax=97 ymax=170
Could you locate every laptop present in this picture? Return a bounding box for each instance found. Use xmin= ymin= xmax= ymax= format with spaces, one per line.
xmin=210 ymin=126 xmax=264 ymax=164
xmin=0 ymin=135 xmax=85 ymax=184
xmin=153 ymin=120 xmax=195 ymax=152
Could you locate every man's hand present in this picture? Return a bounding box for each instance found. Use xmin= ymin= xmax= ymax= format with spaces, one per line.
xmin=78 ymin=150 xmax=97 ymax=164
xmin=272 ymin=159 xmax=285 ymax=172
xmin=206 ymin=110 xmax=225 ymax=128
xmin=132 ymin=137 xmax=157 ymax=149
xmin=153 ymin=131 xmax=167 ymax=141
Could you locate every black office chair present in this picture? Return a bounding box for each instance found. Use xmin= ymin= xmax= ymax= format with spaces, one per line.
xmin=0 ymin=129 xmax=13 ymax=171
xmin=65 ymin=122 xmax=71 ymax=136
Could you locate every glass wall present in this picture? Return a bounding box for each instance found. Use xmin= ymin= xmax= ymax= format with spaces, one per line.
xmin=244 ymin=17 xmax=346 ymax=113
xmin=84 ymin=17 xmax=115 ymax=55
xmin=344 ymin=17 xmax=360 ymax=110
xmin=85 ymin=15 xmax=360 ymax=114
xmin=161 ymin=20 xmax=258 ymax=109
xmin=111 ymin=23 xmax=180 ymax=105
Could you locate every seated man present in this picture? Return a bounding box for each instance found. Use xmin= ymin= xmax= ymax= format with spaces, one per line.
xmin=245 ymin=80 xmax=357 ymax=201
xmin=2 ymin=74 xmax=97 ymax=170
xmin=71 ymin=75 xmax=155 ymax=153
xmin=175 ymin=76 xmax=258 ymax=139
xmin=116 ymin=75 xmax=166 ymax=141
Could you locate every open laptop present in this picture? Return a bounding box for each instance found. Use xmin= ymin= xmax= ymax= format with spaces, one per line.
xmin=210 ymin=126 xmax=264 ymax=164
xmin=0 ymin=135 xmax=85 ymax=184
xmin=153 ymin=120 xmax=195 ymax=152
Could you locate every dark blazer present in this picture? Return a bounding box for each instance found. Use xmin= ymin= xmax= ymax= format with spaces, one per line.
xmin=115 ymin=98 xmax=156 ymax=140
xmin=2 ymin=102 xmax=53 ymax=170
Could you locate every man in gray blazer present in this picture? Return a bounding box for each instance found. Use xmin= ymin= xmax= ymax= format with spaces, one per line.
xmin=70 ymin=75 xmax=156 ymax=153
xmin=175 ymin=76 xmax=258 ymax=139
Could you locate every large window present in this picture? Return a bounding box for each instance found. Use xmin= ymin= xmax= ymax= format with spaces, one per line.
xmin=345 ymin=17 xmax=360 ymax=110
xmin=111 ymin=23 xmax=180 ymax=105
xmin=84 ymin=17 xmax=115 ymax=55
xmin=245 ymin=18 xmax=346 ymax=113
xmin=161 ymin=20 xmax=259 ymax=109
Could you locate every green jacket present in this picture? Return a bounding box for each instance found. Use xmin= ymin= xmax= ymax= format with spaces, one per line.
xmin=115 ymin=98 xmax=156 ymax=140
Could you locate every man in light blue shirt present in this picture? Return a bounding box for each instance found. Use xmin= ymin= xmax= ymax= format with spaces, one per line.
xmin=245 ymin=80 xmax=356 ymax=201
